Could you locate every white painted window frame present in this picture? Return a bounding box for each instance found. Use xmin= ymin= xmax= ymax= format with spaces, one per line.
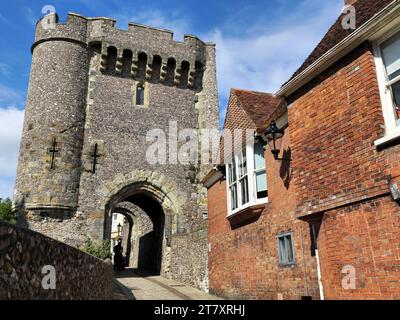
xmin=226 ymin=142 xmax=268 ymax=217
xmin=373 ymin=27 xmax=400 ymax=146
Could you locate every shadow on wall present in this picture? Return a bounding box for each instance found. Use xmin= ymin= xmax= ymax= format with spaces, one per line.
xmin=279 ymin=147 xmax=292 ymax=190
xmin=137 ymin=227 xmax=163 ymax=275
xmin=138 ymin=231 xmax=155 ymax=270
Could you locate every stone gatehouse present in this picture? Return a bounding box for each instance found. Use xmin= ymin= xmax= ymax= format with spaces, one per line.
xmin=13 ymin=12 xmax=219 ymax=290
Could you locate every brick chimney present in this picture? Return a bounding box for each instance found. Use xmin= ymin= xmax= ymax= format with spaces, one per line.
xmin=344 ymin=0 xmax=357 ymax=5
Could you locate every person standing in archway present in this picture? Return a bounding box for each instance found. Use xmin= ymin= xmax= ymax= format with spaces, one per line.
xmin=113 ymin=240 xmax=124 ymax=271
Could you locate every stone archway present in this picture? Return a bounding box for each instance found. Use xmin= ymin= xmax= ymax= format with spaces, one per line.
xmin=102 ymin=170 xmax=184 ymax=276
xmin=113 ymin=203 xmax=136 ymax=267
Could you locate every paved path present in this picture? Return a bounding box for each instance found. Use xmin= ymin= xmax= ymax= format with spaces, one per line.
xmin=112 ymin=268 xmax=222 ymax=300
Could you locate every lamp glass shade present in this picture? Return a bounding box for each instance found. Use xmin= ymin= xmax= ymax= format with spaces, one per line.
xmin=265 ymin=121 xmax=284 ymax=159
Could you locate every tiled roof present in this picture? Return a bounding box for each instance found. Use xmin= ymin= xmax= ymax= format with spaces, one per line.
xmin=224 ymin=89 xmax=284 ymax=131
xmin=288 ymin=0 xmax=395 ymax=82
xmin=216 ymin=89 xmax=284 ymax=165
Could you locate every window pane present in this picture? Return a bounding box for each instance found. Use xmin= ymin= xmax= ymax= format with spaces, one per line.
xmin=228 ymin=160 xmax=237 ymax=184
xmin=136 ymin=84 xmax=145 ymax=105
xmin=255 ymin=170 xmax=267 ymax=198
xmin=278 ymin=237 xmax=284 ymax=262
xmin=238 ymin=149 xmax=247 ymax=178
xmin=254 ymin=141 xmax=266 ymax=170
xmin=286 ymin=236 xmax=294 ymax=263
xmin=279 ymin=237 xmax=287 ymax=263
xmin=230 ymin=184 xmax=237 ymax=210
xmin=232 ymin=158 xmax=236 ymax=182
xmin=240 ymin=177 xmax=249 ymax=205
xmin=382 ymin=32 xmax=400 ymax=81
xmin=228 ymin=163 xmax=233 ymax=184
xmin=392 ymin=81 xmax=400 ymax=125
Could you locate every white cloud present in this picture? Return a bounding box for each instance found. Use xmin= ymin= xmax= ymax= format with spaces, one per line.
xmin=24 ymin=7 xmax=38 ymax=26
xmin=0 ymin=63 xmax=10 ymax=76
xmin=0 ymin=84 xmax=24 ymax=105
xmin=0 ymin=107 xmax=24 ymax=198
xmin=202 ymin=0 xmax=344 ymax=102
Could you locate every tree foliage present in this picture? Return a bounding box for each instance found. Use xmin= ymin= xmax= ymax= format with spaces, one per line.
xmin=81 ymin=237 xmax=111 ymax=260
xmin=0 ymin=198 xmax=16 ymax=224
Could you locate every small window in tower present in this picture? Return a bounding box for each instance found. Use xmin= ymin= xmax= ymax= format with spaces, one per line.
xmin=136 ymin=83 xmax=145 ymax=106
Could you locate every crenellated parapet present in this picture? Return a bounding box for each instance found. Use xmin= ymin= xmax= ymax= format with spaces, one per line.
xmin=33 ymin=12 xmax=212 ymax=90
xmin=33 ymin=13 xmax=89 ymax=51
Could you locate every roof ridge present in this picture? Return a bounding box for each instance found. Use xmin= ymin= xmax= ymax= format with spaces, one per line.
xmin=231 ymin=88 xmax=274 ymax=95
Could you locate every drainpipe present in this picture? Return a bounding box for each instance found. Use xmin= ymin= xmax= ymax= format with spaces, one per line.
xmin=311 ymin=223 xmax=324 ymax=300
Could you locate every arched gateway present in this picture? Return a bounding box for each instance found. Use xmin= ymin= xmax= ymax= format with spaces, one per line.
xmin=104 ymin=174 xmax=181 ymax=276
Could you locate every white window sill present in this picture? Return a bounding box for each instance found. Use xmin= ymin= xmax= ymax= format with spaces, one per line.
xmin=227 ymin=198 xmax=268 ymax=218
xmin=374 ymin=128 xmax=400 ymax=147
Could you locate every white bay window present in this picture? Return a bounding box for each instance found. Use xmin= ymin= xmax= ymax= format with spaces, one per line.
xmin=374 ymin=29 xmax=400 ymax=145
xmin=226 ymin=141 xmax=268 ymax=216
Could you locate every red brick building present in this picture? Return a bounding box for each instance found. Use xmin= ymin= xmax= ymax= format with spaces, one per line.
xmin=204 ymin=0 xmax=400 ymax=300
xmin=203 ymin=89 xmax=321 ymax=300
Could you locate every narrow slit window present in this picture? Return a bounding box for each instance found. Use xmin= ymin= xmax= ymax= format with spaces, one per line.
xmin=136 ymin=83 xmax=145 ymax=106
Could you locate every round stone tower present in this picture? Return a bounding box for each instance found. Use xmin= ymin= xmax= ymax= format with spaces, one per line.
xmin=13 ymin=13 xmax=89 ymax=222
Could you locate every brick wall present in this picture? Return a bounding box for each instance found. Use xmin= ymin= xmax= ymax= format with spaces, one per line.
xmin=318 ymin=196 xmax=400 ymax=299
xmin=287 ymin=42 xmax=400 ymax=299
xmin=288 ymin=42 xmax=400 ymax=217
xmin=0 ymin=221 xmax=113 ymax=299
xmin=207 ymin=134 xmax=320 ymax=300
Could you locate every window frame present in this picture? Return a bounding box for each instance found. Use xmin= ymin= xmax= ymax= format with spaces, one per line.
xmin=373 ymin=27 xmax=400 ymax=146
xmin=136 ymin=83 xmax=145 ymax=106
xmin=277 ymin=232 xmax=296 ymax=266
xmin=228 ymin=159 xmax=238 ymax=211
xmin=253 ymin=141 xmax=268 ymax=200
xmin=225 ymin=141 xmax=268 ymax=217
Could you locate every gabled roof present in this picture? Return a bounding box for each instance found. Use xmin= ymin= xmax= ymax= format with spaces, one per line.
xmin=289 ymin=0 xmax=395 ymax=82
xmin=223 ymin=89 xmax=285 ymax=132
xmin=214 ymin=88 xmax=284 ymax=165
xmin=204 ymin=89 xmax=284 ymax=184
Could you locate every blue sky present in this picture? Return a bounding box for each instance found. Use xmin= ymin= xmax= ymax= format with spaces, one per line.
xmin=0 ymin=0 xmax=344 ymax=199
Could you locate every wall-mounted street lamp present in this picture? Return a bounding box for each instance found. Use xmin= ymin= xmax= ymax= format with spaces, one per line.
xmin=264 ymin=121 xmax=290 ymax=161
xmin=117 ymin=222 xmax=122 ymax=240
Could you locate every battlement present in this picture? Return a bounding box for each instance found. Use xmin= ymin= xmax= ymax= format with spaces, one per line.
xmin=32 ymin=12 xmax=215 ymax=90
xmin=34 ymin=12 xmax=215 ymax=52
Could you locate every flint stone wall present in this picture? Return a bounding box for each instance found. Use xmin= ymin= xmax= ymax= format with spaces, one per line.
xmin=0 ymin=221 xmax=112 ymax=300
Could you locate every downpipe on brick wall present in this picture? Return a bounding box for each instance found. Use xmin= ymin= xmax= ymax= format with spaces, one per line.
xmin=311 ymin=224 xmax=324 ymax=300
